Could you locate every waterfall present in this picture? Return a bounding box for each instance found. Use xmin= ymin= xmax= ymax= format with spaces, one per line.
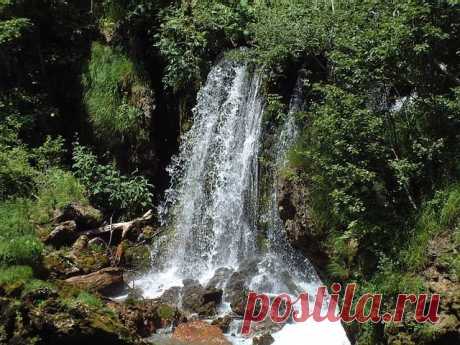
xmin=138 ymin=59 xmax=350 ymax=345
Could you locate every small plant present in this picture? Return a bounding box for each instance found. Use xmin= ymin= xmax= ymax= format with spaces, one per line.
xmin=0 ymin=199 xmax=43 ymax=268
xmin=73 ymin=143 xmax=153 ymax=217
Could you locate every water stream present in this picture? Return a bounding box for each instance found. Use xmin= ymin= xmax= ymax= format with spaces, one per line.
xmin=137 ymin=59 xmax=350 ymax=345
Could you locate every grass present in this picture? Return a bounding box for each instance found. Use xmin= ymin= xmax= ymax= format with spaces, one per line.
xmin=0 ymin=199 xmax=43 ymax=268
xmin=405 ymin=185 xmax=460 ymax=270
xmin=30 ymin=168 xmax=88 ymax=224
xmin=0 ymin=265 xmax=33 ymax=285
xmin=82 ymin=42 xmax=149 ymax=142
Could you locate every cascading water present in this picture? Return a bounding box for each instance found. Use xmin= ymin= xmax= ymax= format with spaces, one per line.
xmin=137 ymin=59 xmax=350 ymax=344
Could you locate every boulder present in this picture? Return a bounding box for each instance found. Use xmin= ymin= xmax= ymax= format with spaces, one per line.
xmin=172 ymin=321 xmax=231 ymax=345
xmin=160 ymin=286 xmax=182 ymax=305
xmin=211 ymin=315 xmax=233 ymax=333
xmin=225 ymin=272 xmax=249 ymax=316
xmin=54 ymin=202 xmax=102 ymax=229
xmin=45 ymin=221 xmax=78 ymax=248
xmin=72 ymin=235 xmax=89 ymax=254
xmin=110 ymin=299 xmax=184 ymax=338
xmin=181 ymin=279 xmax=223 ymax=316
xmin=207 ymin=267 xmax=233 ymax=290
xmin=253 ymin=333 xmax=275 ymax=345
xmin=65 ymin=267 xmax=124 ymax=295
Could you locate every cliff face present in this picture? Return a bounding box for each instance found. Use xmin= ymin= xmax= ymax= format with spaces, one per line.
xmin=277 ymin=174 xmax=329 ymax=278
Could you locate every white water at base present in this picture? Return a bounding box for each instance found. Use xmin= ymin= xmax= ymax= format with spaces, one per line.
xmin=137 ymin=59 xmax=349 ymax=345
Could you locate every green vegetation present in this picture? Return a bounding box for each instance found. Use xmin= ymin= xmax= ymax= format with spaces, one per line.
xmin=156 ymin=0 xmax=252 ymax=90
xmin=82 ymin=42 xmax=151 ymax=144
xmin=73 ymin=143 xmax=153 ymax=217
xmin=0 ymin=0 xmax=459 ymax=343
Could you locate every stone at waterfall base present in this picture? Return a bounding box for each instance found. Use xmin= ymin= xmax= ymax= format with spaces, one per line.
xmin=172 ymin=321 xmax=231 ymax=345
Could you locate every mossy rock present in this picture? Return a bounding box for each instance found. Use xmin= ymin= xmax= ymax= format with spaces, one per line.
xmin=157 ymin=303 xmax=175 ymax=320
xmin=123 ymin=244 xmax=151 ymax=273
xmin=75 ymin=249 xmax=110 ymax=274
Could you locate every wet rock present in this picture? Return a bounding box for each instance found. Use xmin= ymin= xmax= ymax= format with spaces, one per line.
xmin=160 ymin=286 xmax=182 ymax=305
xmin=181 ymin=279 xmax=223 ymax=317
xmin=172 ymin=320 xmax=231 ymax=345
xmin=54 ymin=202 xmax=103 ymax=229
xmin=225 ymin=272 xmax=249 ymax=316
xmin=45 ymin=220 xmax=78 ymax=248
xmin=65 ymin=267 xmax=125 ymax=295
xmin=211 ymin=315 xmax=232 ymax=333
xmin=238 ymin=258 xmax=259 ymax=277
xmin=277 ymin=175 xmax=329 ymax=274
xmin=253 ymin=333 xmax=275 ymax=345
xmin=207 ymin=267 xmax=233 ymax=289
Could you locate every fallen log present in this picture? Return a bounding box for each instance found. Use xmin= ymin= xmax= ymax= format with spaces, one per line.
xmin=80 ymin=209 xmax=154 ymax=240
xmin=65 ymin=267 xmax=125 ymax=295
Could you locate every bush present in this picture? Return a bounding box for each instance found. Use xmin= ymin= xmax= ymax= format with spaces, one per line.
xmin=0 ymin=118 xmax=36 ymax=200
xmin=156 ymin=0 xmax=252 ymax=90
xmin=250 ymin=0 xmax=333 ymax=67
xmin=73 ymin=143 xmax=153 ymax=217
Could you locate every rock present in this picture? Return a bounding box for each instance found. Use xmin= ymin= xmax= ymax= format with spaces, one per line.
xmin=181 ymin=279 xmax=223 ymax=317
xmin=277 ymin=175 xmax=329 ymax=274
xmin=72 ymin=235 xmax=89 ymax=254
xmin=207 ymin=267 xmax=233 ymax=289
xmin=172 ymin=321 xmax=231 ymax=345
xmin=160 ymin=286 xmax=182 ymax=305
xmin=43 ymin=250 xmax=81 ymax=278
xmin=225 ymin=272 xmax=249 ymax=316
xmin=122 ymin=244 xmax=151 ymax=273
xmin=110 ymin=299 xmax=184 ymax=338
xmin=253 ymin=333 xmax=275 ymax=345
xmin=45 ymin=221 xmax=78 ymax=248
xmin=65 ymin=267 xmax=125 ymax=295
xmin=1 ymin=296 xmax=139 ymax=345
xmin=211 ymin=315 xmax=232 ymax=333
xmin=54 ymin=202 xmax=102 ymax=229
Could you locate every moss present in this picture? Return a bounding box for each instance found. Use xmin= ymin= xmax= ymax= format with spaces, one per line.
xmin=74 ymin=249 xmax=110 ymax=274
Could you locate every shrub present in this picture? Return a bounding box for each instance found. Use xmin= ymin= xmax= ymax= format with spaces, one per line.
xmin=73 ymin=143 xmax=153 ymax=217
xmin=156 ymin=0 xmax=252 ymax=90
xmin=0 ymin=119 xmax=36 ymax=200
xmin=250 ymin=0 xmax=333 ymax=67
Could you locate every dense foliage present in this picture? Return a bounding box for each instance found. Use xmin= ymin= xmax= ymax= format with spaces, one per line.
xmin=0 ymin=0 xmax=459 ymax=343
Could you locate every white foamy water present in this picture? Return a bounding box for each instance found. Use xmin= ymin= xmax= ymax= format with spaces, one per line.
xmin=136 ymin=59 xmax=350 ymax=345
